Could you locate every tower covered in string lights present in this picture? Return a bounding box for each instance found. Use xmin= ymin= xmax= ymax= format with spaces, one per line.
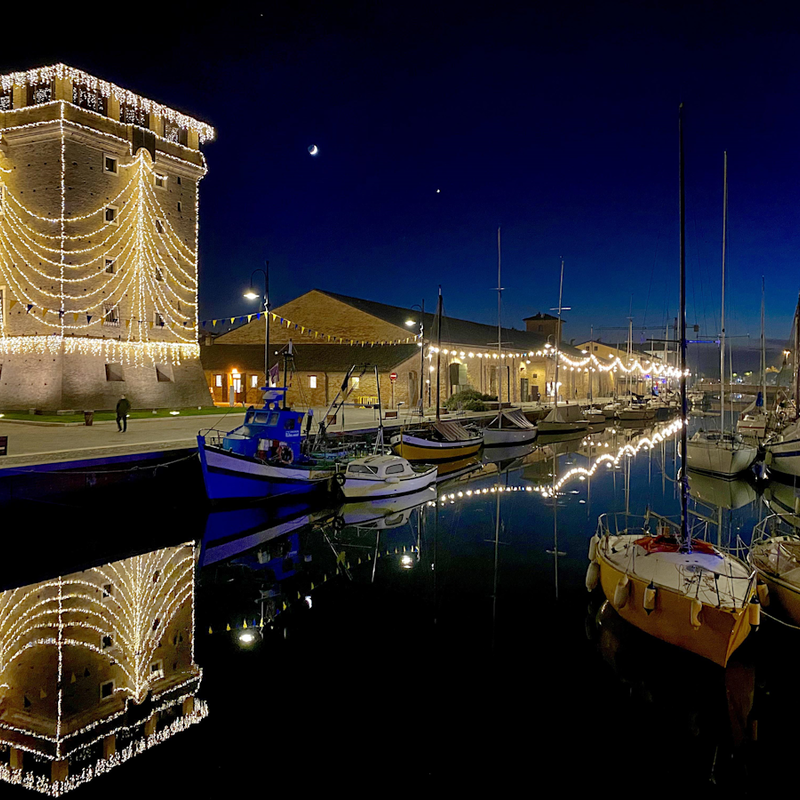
xmin=0 ymin=64 xmax=214 ymax=410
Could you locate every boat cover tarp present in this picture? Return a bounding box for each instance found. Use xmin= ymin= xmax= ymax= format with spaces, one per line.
xmin=433 ymin=421 xmax=477 ymax=442
xmin=543 ymin=407 xmax=566 ymax=424
xmin=497 ymin=408 xmax=537 ymax=430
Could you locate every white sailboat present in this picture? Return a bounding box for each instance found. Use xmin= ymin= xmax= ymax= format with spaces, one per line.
xmin=587 ymin=108 xmax=758 ymax=667
xmin=686 ymin=152 xmax=756 ymax=477
xmin=538 ymin=259 xmax=588 ymax=436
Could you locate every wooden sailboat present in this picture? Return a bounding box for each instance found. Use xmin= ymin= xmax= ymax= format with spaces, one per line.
xmin=538 ymin=259 xmax=588 ymax=436
xmin=686 ymin=151 xmax=756 ymax=477
xmin=586 ymin=108 xmax=758 ymax=667
xmin=390 ymin=286 xmax=483 ymax=462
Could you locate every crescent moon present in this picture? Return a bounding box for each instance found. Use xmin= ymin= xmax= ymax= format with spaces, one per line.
xmin=308 ymin=144 xmax=319 ymax=156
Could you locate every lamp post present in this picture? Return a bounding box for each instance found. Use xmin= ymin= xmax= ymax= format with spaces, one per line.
xmin=244 ymin=261 xmax=269 ymax=387
xmin=405 ymin=301 xmax=425 ymax=414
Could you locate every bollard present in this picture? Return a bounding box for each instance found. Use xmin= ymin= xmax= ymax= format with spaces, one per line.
xmin=83 ymin=411 xmax=94 ymax=426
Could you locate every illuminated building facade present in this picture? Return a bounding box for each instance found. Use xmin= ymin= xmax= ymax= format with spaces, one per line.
xmin=0 ymin=64 xmax=214 ymax=411
xmin=0 ymin=542 xmax=205 ymax=794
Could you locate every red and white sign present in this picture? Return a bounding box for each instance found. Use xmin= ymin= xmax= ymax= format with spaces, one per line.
xmin=390 ymin=372 xmax=397 ymax=382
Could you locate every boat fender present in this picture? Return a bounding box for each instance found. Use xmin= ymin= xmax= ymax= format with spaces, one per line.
xmin=764 ymin=450 xmax=773 ymax=467
xmin=279 ymin=444 xmax=294 ymax=464
xmin=643 ymin=583 xmax=657 ymax=614
xmin=613 ymin=575 xmax=630 ymax=609
xmin=334 ymin=472 xmax=346 ymax=487
xmin=690 ymin=599 xmax=703 ymax=630
xmin=757 ymin=582 xmax=770 ymax=607
xmin=749 ymin=598 xmax=761 ymax=630
xmin=588 ymin=536 xmax=599 ymax=563
xmin=585 ymin=561 xmax=600 ymax=592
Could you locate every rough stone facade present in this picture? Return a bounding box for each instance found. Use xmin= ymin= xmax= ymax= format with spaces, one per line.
xmin=0 ymin=65 xmax=212 ymax=410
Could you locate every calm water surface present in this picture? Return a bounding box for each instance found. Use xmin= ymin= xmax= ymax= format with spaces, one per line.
xmin=3 ymin=415 xmax=800 ymax=796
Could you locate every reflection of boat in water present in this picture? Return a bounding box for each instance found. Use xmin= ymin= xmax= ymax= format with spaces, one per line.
xmin=435 ymin=454 xmax=483 ymax=483
xmin=481 ymin=441 xmax=535 ymax=466
xmin=535 ymin=428 xmax=587 ymax=446
xmin=200 ymin=502 xmax=332 ymax=566
xmin=337 ymin=486 xmax=435 ymax=530
xmin=750 ymin=514 xmax=800 ymax=626
xmin=687 ymin=469 xmax=757 ymax=510
xmin=762 ymin=477 xmax=800 ymax=526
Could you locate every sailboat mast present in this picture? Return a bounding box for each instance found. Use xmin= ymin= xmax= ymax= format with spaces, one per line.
xmin=553 ymin=259 xmax=565 ymax=411
xmin=679 ymin=104 xmax=690 ymax=550
xmin=720 ymin=151 xmax=727 ymax=433
xmin=497 ymin=226 xmax=502 ymax=417
xmin=794 ymin=291 xmax=800 ymax=421
xmin=436 ymin=285 xmax=443 ymax=423
xmin=761 ymin=277 xmax=767 ymax=409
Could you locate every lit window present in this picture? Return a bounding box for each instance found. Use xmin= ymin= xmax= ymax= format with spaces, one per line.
xmin=233 ymin=374 xmax=242 ymax=392
xmin=251 ymin=375 xmax=259 ymax=388
xmin=352 ymin=377 xmax=360 ymax=388
xmin=215 ymin=374 xmax=223 ymax=388
xmin=309 ymin=375 xmax=317 ymax=388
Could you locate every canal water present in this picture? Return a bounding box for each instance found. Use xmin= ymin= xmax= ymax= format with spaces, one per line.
xmin=2 ymin=415 xmax=800 ymax=796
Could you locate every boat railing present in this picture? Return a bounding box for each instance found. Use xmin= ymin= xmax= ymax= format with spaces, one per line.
xmin=752 ymin=513 xmax=800 ymax=544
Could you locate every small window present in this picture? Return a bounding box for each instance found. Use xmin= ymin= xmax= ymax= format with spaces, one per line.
xmin=105 ymin=206 xmax=118 ymax=225
xmin=309 ymin=375 xmax=317 ymax=389
xmin=102 ymin=583 xmax=113 ymax=598
xmin=100 ymin=681 xmax=114 ymax=699
xmin=351 ymin=377 xmax=360 ymax=388
xmin=155 ymin=364 xmax=172 ymax=382
xmin=251 ymin=375 xmax=259 ymax=388
xmin=386 ymin=464 xmax=405 ymax=474
xmin=214 ymin=374 xmax=223 ymax=388
xmin=176 ymin=176 xmax=182 ymax=185
xmin=284 ymin=418 xmax=296 ymax=431
xmin=154 ymin=312 xmax=165 ymax=328
xmin=348 ymin=464 xmax=377 ymax=475
xmin=155 ymin=266 xmax=163 ymax=281
xmin=101 ymin=634 xmax=113 ymax=650
xmin=155 ymin=219 xmax=164 ymax=234
xmin=150 ymin=660 xmax=164 ymax=678
xmin=105 ymin=363 xmax=124 ymax=381
xmin=155 ymin=174 xmax=166 ymax=190
xmin=177 ymin=201 xmax=182 ymax=212
xmin=104 ymin=258 xmax=115 ymax=274
xmin=103 ymin=155 xmax=118 ymax=174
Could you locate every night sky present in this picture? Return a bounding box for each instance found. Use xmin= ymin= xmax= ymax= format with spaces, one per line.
xmin=4 ymin=2 xmax=800 ymax=349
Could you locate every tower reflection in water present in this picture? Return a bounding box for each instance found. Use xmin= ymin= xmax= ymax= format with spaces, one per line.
xmin=0 ymin=542 xmax=205 ymax=794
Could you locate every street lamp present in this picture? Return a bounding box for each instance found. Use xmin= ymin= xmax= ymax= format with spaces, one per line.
xmin=244 ymin=262 xmax=269 ymax=387
xmin=408 ymin=301 xmax=425 ymax=414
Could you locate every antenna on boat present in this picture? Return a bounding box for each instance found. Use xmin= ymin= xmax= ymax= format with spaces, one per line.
xmin=436 ymin=285 xmax=443 ymax=423
xmin=678 ymin=103 xmax=691 ymax=553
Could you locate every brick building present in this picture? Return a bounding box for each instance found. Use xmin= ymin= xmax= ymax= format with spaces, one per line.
xmin=202 ymin=289 xmax=594 ymax=409
xmin=0 ymin=64 xmax=214 ymax=411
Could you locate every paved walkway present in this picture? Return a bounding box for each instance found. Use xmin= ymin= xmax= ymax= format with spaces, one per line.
xmin=0 ymin=398 xmax=606 ymax=469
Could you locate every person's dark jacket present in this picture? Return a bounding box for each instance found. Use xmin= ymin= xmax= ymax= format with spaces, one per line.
xmin=116 ymin=398 xmax=131 ymax=417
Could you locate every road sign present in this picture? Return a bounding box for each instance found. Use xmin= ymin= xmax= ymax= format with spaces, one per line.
xmin=390 ymin=372 xmax=397 ymax=382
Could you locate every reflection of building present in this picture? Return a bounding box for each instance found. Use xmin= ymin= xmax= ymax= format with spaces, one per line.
xmin=202 ymin=290 xmax=588 ymax=408
xmin=0 ymin=64 xmax=214 ymax=411
xmin=0 ymin=542 xmax=205 ymax=794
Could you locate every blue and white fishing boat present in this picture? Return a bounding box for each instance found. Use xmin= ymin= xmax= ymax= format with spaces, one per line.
xmin=197 ymin=387 xmax=337 ymax=502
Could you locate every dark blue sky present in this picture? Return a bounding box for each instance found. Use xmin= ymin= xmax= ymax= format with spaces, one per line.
xmin=5 ymin=2 xmax=800 ymax=347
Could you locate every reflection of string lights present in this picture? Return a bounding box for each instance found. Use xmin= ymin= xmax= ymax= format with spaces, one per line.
xmin=429 ymin=419 xmax=685 ymax=504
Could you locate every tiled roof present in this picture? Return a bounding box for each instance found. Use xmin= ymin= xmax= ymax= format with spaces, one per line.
xmin=201 ymin=343 xmax=420 ymax=373
xmin=318 ymin=290 xmax=583 ymax=356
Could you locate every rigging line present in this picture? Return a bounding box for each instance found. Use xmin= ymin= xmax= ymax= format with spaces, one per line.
xmin=641 ymin=227 xmax=662 ymax=334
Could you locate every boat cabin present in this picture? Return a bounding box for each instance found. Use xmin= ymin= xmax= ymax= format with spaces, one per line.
xmin=345 ymin=455 xmax=423 ymax=480
xmin=221 ymin=389 xmax=313 ymax=463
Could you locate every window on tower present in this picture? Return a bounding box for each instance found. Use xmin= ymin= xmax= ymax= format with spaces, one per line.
xmin=103 ymin=154 xmax=118 ymax=174
xmin=105 ymin=206 xmax=118 ymax=226
xmin=103 ymin=304 xmax=120 ymax=327
xmin=73 ymin=82 xmax=108 ymax=115
xmin=27 ymin=80 xmax=53 ymax=106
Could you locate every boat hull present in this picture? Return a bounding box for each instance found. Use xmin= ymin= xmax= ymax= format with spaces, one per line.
xmin=596 ymin=545 xmax=752 ymax=667
xmin=198 ymin=438 xmax=334 ymax=501
xmin=685 ymin=438 xmax=757 ymax=476
xmin=391 ymin=434 xmax=482 ymax=463
xmin=482 ymin=427 xmax=537 ymax=447
xmin=341 ymin=466 xmax=437 ymax=499
xmin=765 ymin=433 xmax=800 ymax=477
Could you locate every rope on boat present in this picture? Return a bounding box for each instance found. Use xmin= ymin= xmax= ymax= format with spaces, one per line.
xmin=760 ymin=608 xmax=800 ymax=631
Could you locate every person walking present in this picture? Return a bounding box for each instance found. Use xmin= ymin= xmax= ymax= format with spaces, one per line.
xmin=116 ymin=395 xmax=131 ymax=433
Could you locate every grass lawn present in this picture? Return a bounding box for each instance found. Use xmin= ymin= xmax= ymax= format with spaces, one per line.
xmin=0 ymin=407 xmax=247 ymax=424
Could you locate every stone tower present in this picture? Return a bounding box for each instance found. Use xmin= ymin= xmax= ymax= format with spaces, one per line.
xmin=0 ymin=64 xmax=215 ymax=410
